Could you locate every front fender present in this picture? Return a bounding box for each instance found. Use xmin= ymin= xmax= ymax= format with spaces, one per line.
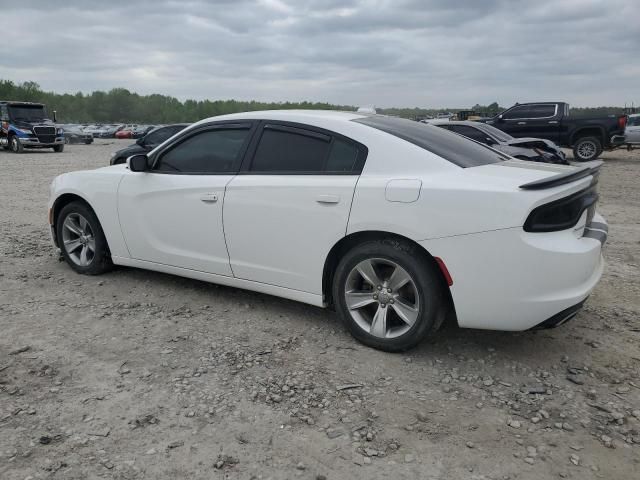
xmin=49 ymin=168 xmax=130 ymax=258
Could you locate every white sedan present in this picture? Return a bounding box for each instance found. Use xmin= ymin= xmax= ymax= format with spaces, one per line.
xmin=48 ymin=110 xmax=607 ymax=351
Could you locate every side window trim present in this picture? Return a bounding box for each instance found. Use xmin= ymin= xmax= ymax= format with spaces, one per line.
xmin=149 ymin=121 xmax=257 ymax=175
xmin=240 ymin=120 xmax=368 ymax=175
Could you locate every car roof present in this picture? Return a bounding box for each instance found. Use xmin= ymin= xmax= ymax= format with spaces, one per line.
xmin=430 ymin=120 xmax=484 ymax=127
xmin=194 ymin=109 xmax=366 ymax=127
xmin=0 ymin=100 xmax=45 ymax=106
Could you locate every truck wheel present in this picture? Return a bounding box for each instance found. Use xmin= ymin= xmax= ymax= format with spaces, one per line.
xmin=53 ymin=144 xmax=64 ymax=153
xmin=9 ymin=135 xmax=24 ymax=153
xmin=573 ymin=137 xmax=602 ymax=162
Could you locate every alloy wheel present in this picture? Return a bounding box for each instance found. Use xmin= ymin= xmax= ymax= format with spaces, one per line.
xmin=577 ymin=141 xmax=596 ymax=160
xmin=344 ymin=258 xmax=420 ymax=339
xmin=61 ymin=213 xmax=96 ymax=267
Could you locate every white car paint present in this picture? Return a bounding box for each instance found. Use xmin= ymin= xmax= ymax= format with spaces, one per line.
xmin=625 ymin=114 xmax=640 ymax=143
xmin=49 ymin=110 xmax=606 ymax=331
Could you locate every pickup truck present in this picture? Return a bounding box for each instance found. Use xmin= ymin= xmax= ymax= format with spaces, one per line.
xmin=484 ymin=102 xmax=627 ymax=161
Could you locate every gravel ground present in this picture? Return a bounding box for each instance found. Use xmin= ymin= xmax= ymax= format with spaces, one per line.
xmin=1 ymin=140 xmax=639 ymax=480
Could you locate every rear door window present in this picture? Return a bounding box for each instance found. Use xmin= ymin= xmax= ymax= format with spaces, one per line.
xmin=250 ymin=126 xmax=330 ymax=173
xmin=248 ymin=124 xmax=365 ymax=174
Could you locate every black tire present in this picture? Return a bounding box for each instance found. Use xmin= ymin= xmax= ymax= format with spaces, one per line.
xmin=56 ymin=201 xmax=112 ymax=275
xmin=53 ymin=144 xmax=64 ymax=153
xmin=332 ymin=238 xmax=446 ymax=352
xmin=572 ymin=136 xmax=602 ymax=162
xmin=9 ymin=135 xmax=24 ymax=153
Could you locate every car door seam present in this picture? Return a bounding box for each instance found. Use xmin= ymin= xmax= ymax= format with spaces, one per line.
xmin=115 ymin=174 xmax=133 ymax=257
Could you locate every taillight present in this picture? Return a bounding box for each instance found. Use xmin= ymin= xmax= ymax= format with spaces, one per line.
xmin=618 ymin=116 xmax=627 ymax=130
xmin=524 ymin=187 xmax=598 ymax=232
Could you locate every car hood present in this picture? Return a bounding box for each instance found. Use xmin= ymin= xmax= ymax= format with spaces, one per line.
xmin=504 ymin=137 xmax=561 ymax=152
xmin=114 ymin=144 xmax=147 ymax=157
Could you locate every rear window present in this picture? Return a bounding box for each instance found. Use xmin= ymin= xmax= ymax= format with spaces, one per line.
xmin=353 ymin=116 xmax=506 ymax=167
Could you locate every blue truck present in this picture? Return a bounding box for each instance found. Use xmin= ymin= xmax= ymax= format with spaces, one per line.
xmin=0 ymin=101 xmax=64 ymax=153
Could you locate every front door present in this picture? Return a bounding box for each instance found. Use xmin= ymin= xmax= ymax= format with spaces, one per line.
xmin=117 ymin=123 xmax=254 ymax=275
xmin=224 ymin=122 xmax=366 ymax=294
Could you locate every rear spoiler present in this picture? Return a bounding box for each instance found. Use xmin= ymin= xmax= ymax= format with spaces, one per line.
xmin=519 ymin=161 xmax=602 ymax=190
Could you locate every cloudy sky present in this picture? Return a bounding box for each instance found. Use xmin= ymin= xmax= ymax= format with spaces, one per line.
xmin=3 ymin=0 xmax=639 ymax=108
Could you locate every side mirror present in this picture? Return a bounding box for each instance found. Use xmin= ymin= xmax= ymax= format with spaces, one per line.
xmin=127 ymin=154 xmax=149 ymax=172
xmin=135 ymin=137 xmax=145 ymax=146
xmin=497 ymin=114 xmax=504 ymax=121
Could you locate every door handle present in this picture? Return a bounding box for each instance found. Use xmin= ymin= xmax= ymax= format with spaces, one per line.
xmin=316 ymin=194 xmax=340 ymax=204
xmin=200 ymin=193 xmax=218 ymax=203
xmin=517 ymin=122 xmax=526 ymax=125
xmin=548 ymin=121 xmax=558 ymax=124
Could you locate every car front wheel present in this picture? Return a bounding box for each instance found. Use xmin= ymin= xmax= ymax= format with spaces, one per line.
xmin=56 ymin=202 xmax=112 ymax=275
xmin=333 ymin=238 xmax=446 ymax=352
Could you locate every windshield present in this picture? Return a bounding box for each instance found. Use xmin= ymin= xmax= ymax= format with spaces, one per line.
xmin=475 ymin=123 xmax=513 ymax=142
xmin=353 ymin=116 xmax=508 ymax=168
xmin=8 ymin=105 xmax=48 ymax=122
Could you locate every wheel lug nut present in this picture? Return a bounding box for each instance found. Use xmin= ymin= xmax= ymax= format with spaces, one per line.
xmin=377 ymin=285 xmax=382 ymax=290
xmin=387 ymin=288 xmax=392 ymax=293
xmin=373 ymin=294 xmax=378 ymax=300
xmin=380 ymin=303 xmax=386 ymax=308
xmin=390 ymin=299 xmax=394 ymax=304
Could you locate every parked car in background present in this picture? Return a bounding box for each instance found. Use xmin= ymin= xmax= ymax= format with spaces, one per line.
xmin=484 ymin=102 xmax=627 ymax=161
xmin=49 ymin=110 xmax=606 ymax=352
xmin=432 ymin=120 xmax=567 ymax=164
xmin=132 ymin=125 xmax=155 ymax=138
xmin=624 ymin=114 xmax=640 ymax=144
xmin=98 ymin=124 xmax=123 ymax=138
xmin=62 ymin=125 xmax=93 ymax=144
xmin=110 ymin=124 xmax=189 ymax=165
xmin=115 ymin=125 xmax=136 ymax=139
xmin=83 ymin=125 xmax=104 ymax=136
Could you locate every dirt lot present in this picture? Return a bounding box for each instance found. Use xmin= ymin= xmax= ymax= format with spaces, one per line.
xmin=1 ymin=140 xmax=639 ymax=480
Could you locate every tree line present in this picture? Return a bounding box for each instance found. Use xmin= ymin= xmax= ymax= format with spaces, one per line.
xmin=0 ymin=79 xmax=628 ymax=123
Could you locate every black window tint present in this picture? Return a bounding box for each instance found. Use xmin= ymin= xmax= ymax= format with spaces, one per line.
xmin=448 ymin=125 xmax=488 ymax=143
xmin=353 ymin=116 xmax=506 ymax=168
xmin=502 ymin=106 xmax=530 ymax=119
xmin=144 ymin=128 xmax=173 ymax=146
xmin=251 ymin=128 xmax=330 ymax=172
xmin=326 ymin=138 xmax=358 ymax=172
xmin=527 ymin=104 xmax=556 ymax=118
xmin=155 ymin=128 xmax=249 ymax=173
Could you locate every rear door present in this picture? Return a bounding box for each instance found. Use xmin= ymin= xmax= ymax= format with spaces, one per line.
xmin=223 ymin=122 xmax=367 ymax=294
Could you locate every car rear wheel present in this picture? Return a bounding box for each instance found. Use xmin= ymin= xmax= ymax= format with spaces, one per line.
xmin=56 ymin=202 xmax=112 ymax=275
xmin=333 ymin=238 xmax=445 ymax=352
xmin=573 ymin=136 xmax=602 ymax=162
xmin=9 ymin=135 xmax=24 ymax=153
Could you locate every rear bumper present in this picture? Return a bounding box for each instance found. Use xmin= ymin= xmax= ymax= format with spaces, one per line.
xmin=420 ymin=213 xmax=606 ymax=331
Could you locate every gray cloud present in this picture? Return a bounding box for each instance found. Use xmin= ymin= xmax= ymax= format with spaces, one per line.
xmin=3 ymin=0 xmax=639 ymax=107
